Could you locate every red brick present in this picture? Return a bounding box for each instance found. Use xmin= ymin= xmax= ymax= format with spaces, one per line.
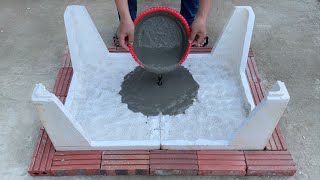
xmin=150 ymin=164 xmax=197 ymax=169
xmin=102 ymin=159 xmax=149 ymax=165
xmin=150 ymin=153 xmax=197 ymax=159
xmin=198 ymin=155 xmax=245 ymax=160
xmin=251 ymin=56 xmax=262 ymax=82
xmin=246 ymin=159 xmax=295 ymax=166
xmin=61 ymin=67 xmax=73 ymax=97
xmin=248 ymin=58 xmax=264 ymax=103
xmin=245 ymin=151 xmax=296 ymax=176
xmin=151 ymin=150 xmax=195 ymax=154
xmin=198 ymin=165 xmax=246 ymax=176
xmin=103 ymin=150 xmax=149 ymax=155
xmin=46 ymin=144 xmax=55 ymax=175
xmin=248 ymin=57 xmax=259 ymax=83
xmin=247 ymin=166 xmax=296 ymax=176
xmin=53 ymin=67 xmax=73 ymax=97
xmin=53 ymin=154 xmax=101 ymax=161
xmin=102 ymin=154 xmax=149 ymax=160
xmin=65 ymin=68 xmax=73 ymax=96
xmin=53 ymin=69 xmax=63 ymax=96
xmin=102 ymin=165 xmax=149 ymax=176
xmin=248 ymin=48 xmax=254 ymax=57
xmin=269 ymin=135 xmax=278 ymax=150
xmin=33 ymin=132 xmax=48 ymax=171
xmin=244 ymin=151 xmax=290 ymax=155
xmin=55 ymin=150 xmax=101 ymax=155
xmin=245 ymin=154 xmax=293 ymax=160
xmin=198 ymin=160 xmax=245 ymax=166
xmin=55 ymin=68 xmax=67 ymax=96
xmin=51 ymin=165 xmax=101 ymax=176
xmin=151 ymin=159 xmax=198 ymax=164
xmin=247 ymin=57 xmax=264 ymax=104
xmin=51 ymin=164 xmax=100 ymax=171
xmin=28 ymin=129 xmax=44 ymax=176
xmin=246 ymin=63 xmax=259 ymax=105
xmin=150 ymin=164 xmax=198 ymax=176
xmin=276 ymin=125 xmax=288 ymax=150
xmin=197 ymin=151 xmax=246 ymax=176
xmin=53 ymin=159 xmax=101 ymax=166
xmin=28 ymin=130 xmax=55 ymax=176
xmin=149 ymin=151 xmax=198 ymax=176
xmin=101 ymin=151 xmax=150 ymax=176
xmin=197 ymin=150 xmax=243 ymax=155
xmin=255 ymin=82 xmax=264 ymax=101
xmin=51 ymin=150 xmax=101 ymax=176
xmin=265 ymin=124 xmax=287 ymax=151
xmin=39 ymin=138 xmax=53 ymax=172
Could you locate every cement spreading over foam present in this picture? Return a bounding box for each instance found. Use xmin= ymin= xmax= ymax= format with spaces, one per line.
xmin=134 ymin=12 xmax=188 ymax=74
xmin=68 ymin=59 xmax=160 ymax=142
xmin=67 ymin=55 xmax=248 ymax=144
xmin=119 ymin=66 xmax=199 ymax=116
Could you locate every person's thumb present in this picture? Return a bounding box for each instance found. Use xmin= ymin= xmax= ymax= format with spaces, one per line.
xmin=188 ymin=30 xmax=197 ymax=44
xmin=128 ymin=31 xmax=134 ymax=46
xmin=119 ymin=34 xmax=129 ymax=51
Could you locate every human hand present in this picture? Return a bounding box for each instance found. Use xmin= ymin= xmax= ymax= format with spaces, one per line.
xmin=117 ymin=18 xmax=135 ymax=51
xmin=188 ymin=16 xmax=207 ymax=47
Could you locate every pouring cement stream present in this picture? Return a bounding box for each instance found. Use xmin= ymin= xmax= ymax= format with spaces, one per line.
xmin=124 ymin=10 xmax=195 ymax=116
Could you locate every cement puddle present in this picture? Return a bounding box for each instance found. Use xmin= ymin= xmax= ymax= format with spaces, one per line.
xmin=119 ymin=66 xmax=199 ymax=116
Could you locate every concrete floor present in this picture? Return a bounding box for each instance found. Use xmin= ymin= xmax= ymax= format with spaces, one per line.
xmin=0 ymin=0 xmax=319 ymax=179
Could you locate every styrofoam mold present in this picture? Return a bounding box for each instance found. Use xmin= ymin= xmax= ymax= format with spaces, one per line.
xmin=31 ymin=5 xmax=290 ymax=150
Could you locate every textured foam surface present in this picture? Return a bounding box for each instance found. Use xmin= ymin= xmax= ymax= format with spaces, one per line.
xmin=161 ymin=58 xmax=249 ymax=148
xmin=67 ymin=59 xmax=160 ymax=146
xmin=67 ymin=55 xmax=248 ymax=147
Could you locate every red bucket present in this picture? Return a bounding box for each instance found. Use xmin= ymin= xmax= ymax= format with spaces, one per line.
xmin=129 ymin=7 xmax=191 ymax=74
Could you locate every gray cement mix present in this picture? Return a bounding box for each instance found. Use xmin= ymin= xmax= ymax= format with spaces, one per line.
xmin=133 ymin=12 xmax=189 ymax=74
xmin=119 ymin=66 xmax=199 ymax=116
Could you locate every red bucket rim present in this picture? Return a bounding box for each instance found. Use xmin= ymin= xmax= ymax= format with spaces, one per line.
xmin=128 ymin=6 xmax=192 ymax=69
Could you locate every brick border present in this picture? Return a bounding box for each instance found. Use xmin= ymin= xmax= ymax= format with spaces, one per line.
xmin=150 ymin=150 xmax=198 ymax=176
xmin=28 ymin=129 xmax=55 ymax=176
xmin=197 ymin=151 xmax=246 ymax=176
xmin=101 ymin=151 xmax=150 ymax=175
xmin=28 ymin=47 xmax=296 ymax=176
xmin=51 ymin=151 xmax=102 ymax=176
xmin=245 ymin=151 xmax=296 ymax=176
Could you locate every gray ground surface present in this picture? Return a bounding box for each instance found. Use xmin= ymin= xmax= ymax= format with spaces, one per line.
xmin=0 ymin=0 xmax=319 ymax=179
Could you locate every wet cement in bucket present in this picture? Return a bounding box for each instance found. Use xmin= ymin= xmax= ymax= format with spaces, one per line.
xmin=133 ymin=12 xmax=189 ymax=74
xmin=119 ymin=66 xmax=199 ymax=116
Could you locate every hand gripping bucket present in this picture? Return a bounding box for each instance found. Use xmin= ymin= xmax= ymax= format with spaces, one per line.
xmin=129 ymin=7 xmax=191 ymax=74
